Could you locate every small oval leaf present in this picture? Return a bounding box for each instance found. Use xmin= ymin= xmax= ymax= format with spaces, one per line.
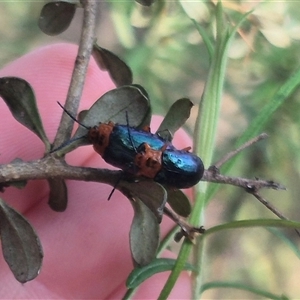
xmin=54 ymin=85 xmax=151 ymax=155
xmin=126 ymin=258 xmax=196 ymax=289
xmin=156 ymin=98 xmax=193 ymax=141
xmin=131 ymin=84 xmax=152 ymax=129
xmin=120 ymin=180 xmax=167 ymax=223
xmin=38 ymin=1 xmax=76 ymax=36
xmin=129 ymin=198 xmax=160 ymax=267
xmin=0 ymin=198 xmax=43 ymax=283
xmin=73 ymin=85 xmax=150 ymax=139
xmin=92 ymin=44 xmax=133 ymax=87
xmin=48 ymin=178 xmax=68 ymax=212
xmin=78 ymin=109 xmax=88 ymax=122
xmin=166 ymin=189 xmax=192 ymax=217
xmin=0 ymin=77 xmax=50 ymax=149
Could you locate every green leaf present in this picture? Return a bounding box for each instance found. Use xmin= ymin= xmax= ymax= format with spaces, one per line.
xmin=131 ymin=84 xmax=152 ymax=129
xmin=120 ymin=180 xmax=167 ymax=223
xmin=92 ymin=44 xmax=133 ymax=87
xmin=0 ymin=198 xmax=43 ymax=283
xmin=156 ymin=98 xmax=193 ymax=141
xmin=200 ymin=281 xmax=289 ymax=300
xmin=0 ymin=77 xmax=50 ymax=150
xmin=166 ymin=189 xmax=191 ymax=217
xmin=126 ymin=258 xmax=195 ymax=289
xmin=48 ymin=178 xmax=68 ymax=212
xmin=38 ymin=1 xmax=76 ymax=36
xmin=78 ymin=85 xmax=150 ymax=127
xmin=78 ymin=109 xmax=88 ymax=122
xmin=129 ymin=198 xmax=160 ymax=267
xmin=203 ymin=219 xmax=300 ymax=237
xmin=191 ymin=18 xmax=214 ymax=62
xmin=135 ymin=0 xmax=156 ymax=6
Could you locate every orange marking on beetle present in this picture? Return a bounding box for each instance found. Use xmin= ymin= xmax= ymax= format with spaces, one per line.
xmin=142 ymin=125 xmax=151 ymax=133
xmin=88 ymin=122 xmax=114 ymax=156
xmin=134 ymin=143 xmax=163 ymax=178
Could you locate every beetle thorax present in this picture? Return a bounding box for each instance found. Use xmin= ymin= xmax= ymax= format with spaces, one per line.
xmin=88 ymin=122 xmax=114 ymax=156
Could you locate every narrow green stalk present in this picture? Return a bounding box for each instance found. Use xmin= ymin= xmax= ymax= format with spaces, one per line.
xmin=158 ymin=241 xmax=192 ymax=300
xmin=157 ymin=3 xmax=227 ymax=299
xmin=191 ymin=4 xmax=252 ymax=299
xmin=200 ymin=281 xmax=289 ymax=300
xmin=157 ymin=3 xmax=251 ymax=299
xmin=191 ymin=4 xmax=229 ymax=298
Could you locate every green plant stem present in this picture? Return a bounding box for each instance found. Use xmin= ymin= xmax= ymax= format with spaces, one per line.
xmin=200 ymin=281 xmax=289 ymax=300
xmin=157 ymin=241 xmax=192 ymax=300
xmin=191 ymin=3 xmax=230 ymax=298
xmin=157 ymin=3 xmax=230 ymax=299
xmin=191 ymin=6 xmax=253 ymax=298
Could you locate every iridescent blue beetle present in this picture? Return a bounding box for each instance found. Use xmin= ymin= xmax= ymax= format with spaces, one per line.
xmin=57 ymin=102 xmax=204 ymax=189
xmin=89 ymin=122 xmax=204 ymax=189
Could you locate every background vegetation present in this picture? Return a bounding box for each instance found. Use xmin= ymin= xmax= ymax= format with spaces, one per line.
xmin=1 ymin=1 xmax=300 ymax=298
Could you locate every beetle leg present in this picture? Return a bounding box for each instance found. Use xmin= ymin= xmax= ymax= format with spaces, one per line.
xmin=181 ymin=146 xmax=191 ymax=152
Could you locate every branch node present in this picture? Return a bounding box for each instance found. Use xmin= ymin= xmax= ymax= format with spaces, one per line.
xmin=207 ymin=165 xmax=220 ymax=175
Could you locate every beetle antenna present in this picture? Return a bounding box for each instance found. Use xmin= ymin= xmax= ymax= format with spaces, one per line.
xmin=57 ymin=101 xmax=90 ymax=130
xmin=50 ymin=134 xmax=88 ymax=153
xmin=107 ymin=172 xmax=125 ymax=200
xmin=51 ymin=102 xmax=90 ymax=153
xmin=125 ymin=111 xmax=138 ymax=154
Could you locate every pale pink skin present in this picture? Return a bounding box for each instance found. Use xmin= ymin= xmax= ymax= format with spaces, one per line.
xmin=0 ymin=44 xmax=192 ymax=299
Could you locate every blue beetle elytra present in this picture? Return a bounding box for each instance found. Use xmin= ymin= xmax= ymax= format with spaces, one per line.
xmin=56 ymin=101 xmax=204 ymax=189
xmin=88 ymin=121 xmax=204 ymax=189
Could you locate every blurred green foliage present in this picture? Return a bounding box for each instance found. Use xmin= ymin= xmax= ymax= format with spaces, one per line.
xmin=1 ymin=1 xmax=300 ymax=298
xmin=0 ymin=2 xmax=44 ymax=65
